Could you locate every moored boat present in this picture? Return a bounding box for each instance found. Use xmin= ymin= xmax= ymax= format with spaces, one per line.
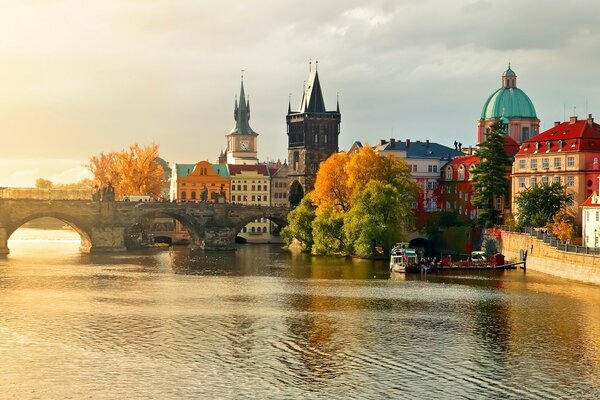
xmin=389 ymin=243 xmax=419 ymax=273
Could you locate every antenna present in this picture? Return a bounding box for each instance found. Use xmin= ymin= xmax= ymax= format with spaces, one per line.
xmin=309 ymin=58 xmax=311 ymax=72
xmin=241 ymin=69 xmax=244 ymax=81
xmin=315 ymin=58 xmax=318 ymax=71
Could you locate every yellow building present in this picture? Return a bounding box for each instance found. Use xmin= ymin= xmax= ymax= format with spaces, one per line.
xmin=170 ymin=161 xmax=230 ymax=202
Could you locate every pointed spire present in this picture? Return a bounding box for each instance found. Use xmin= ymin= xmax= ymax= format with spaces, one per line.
xmin=299 ymin=69 xmax=326 ymax=113
xmin=230 ymin=71 xmax=257 ymax=135
xmin=336 ymin=92 xmax=340 ymax=113
xmin=288 ymin=93 xmax=292 ymax=114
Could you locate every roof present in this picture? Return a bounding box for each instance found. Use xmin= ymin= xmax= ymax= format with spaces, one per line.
xmin=211 ymin=164 xmax=230 ymax=178
xmin=373 ymin=139 xmax=464 ymax=160
xmin=502 ymin=66 xmax=516 ymax=77
xmin=480 ymin=87 xmax=537 ymax=119
xmin=298 ymin=70 xmax=326 ymax=113
xmin=582 ymin=192 xmax=600 ymax=207
xmin=517 ymin=116 xmax=600 ymax=155
xmin=229 ymin=77 xmax=258 ymax=135
xmin=175 ymin=163 xmax=195 ymax=178
xmin=270 ymin=163 xmax=289 ymax=178
xmin=228 ymin=164 xmax=269 ymax=176
xmin=446 ymin=155 xmax=480 ymax=168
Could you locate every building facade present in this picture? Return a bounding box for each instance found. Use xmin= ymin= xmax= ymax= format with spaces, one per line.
xmin=511 ymin=114 xmax=600 ymax=228
xmin=440 ymin=155 xmax=480 ymax=221
xmin=478 ymin=65 xmax=540 ymax=145
xmin=269 ymin=161 xmax=289 ymax=207
xmin=170 ymin=161 xmax=230 ymax=203
xmin=581 ymin=191 xmax=600 ymax=247
xmin=287 ymin=66 xmax=341 ymax=206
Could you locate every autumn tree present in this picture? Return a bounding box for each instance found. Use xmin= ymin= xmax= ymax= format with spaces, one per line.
xmin=312 ymin=152 xmax=351 ymax=213
xmin=471 ymin=120 xmax=513 ymax=226
xmin=86 ymin=143 xmax=165 ymax=200
xmin=35 ymin=178 xmax=53 ymax=189
xmin=548 ymin=211 xmax=575 ymax=243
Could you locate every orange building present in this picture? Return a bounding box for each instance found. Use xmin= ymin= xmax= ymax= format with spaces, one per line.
xmin=170 ymin=161 xmax=230 ymax=203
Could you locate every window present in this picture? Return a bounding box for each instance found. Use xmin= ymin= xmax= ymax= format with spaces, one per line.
xmin=530 ymin=159 xmax=538 ymax=169
xmin=251 ymin=185 xmax=255 ymax=191
xmin=519 ymin=159 xmax=526 ymax=169
xmin=521 ymin=127 xmax=530 ymax=141
xmin=530 ymin=177 xmax=537 ymax=187
xmin=567 ymin=156 xmax=575 ymax=167
xmin=554 ymin=158 xmax=561 ymax=168
xmin=427 ymin=181 xmax=437 ymax=190
xmin=495 ymin=196 xmax=503 ymax=210
xmin=181 ymin=191 xmax=187 ymax=200
xmin=412 ymin=165 xmax=418 ymax=173
xmin=567 ymin=176 xmax=575 ymax=187
xmin=587 ymin=211 xmax=590 ymax=221
xmin=518 ymin=177 xmax=525 ymax=188
xmin=541 ymin=176 xmax=549 ymax=185
xmin=251 ymin=195 xmax=256 ymax=201
xmin=263 ymin=185 xmax=267 ymax=191
xmin=458 ymin=167 xmax=465 ymax=181
xmin=597 ymin=211 xmax=599 ymax=222
xmin=191 ymin=191 xmax=196 ymax=200
xmin=243 ymin=185 xmax=247 ymax=191
xmin=553 ymin=176 xmax=561 ymax=184
xmin=445 ymin=167 xmax=452 ymax=180
xmin=542 ymin=158 xmax=549 ymax=169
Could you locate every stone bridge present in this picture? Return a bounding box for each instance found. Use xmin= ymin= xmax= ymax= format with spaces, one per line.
xmin=0 ymin=200 xmax=289 ymax=254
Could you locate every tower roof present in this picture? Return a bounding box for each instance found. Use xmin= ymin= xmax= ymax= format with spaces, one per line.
xmin=230 ymin=76 xmax=257 ymax=135
xmin=298 ymin=70 xmax=326 ymax=113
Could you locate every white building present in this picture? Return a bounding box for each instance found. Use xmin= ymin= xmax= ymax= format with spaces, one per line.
xmin=582 ymin=191 xmax=600 ymax=247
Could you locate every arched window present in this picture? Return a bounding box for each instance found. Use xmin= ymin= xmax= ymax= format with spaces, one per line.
xmin=521 ymin=127 xmax=530 ymax=141
xmin=191 ymin=191 xmax=196 ymax=200
xmin=458 ymin=166 xmax=465 ymax=181
xmin=251 ymin=227 xmax=256 ymax=233
xmin=293 ymin=151 xmax=300 ymax=171
xmin=181 ymin=191 xmax=187 ymax=200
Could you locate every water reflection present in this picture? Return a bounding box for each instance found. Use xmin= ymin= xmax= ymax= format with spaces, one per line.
xmin=1 ymin=229 xmax=600 ymax=398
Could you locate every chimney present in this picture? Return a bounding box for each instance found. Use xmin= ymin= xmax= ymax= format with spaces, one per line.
xmin=380 ymin=139 xmax=386 ymax=145
xmin=588 ymin=113 xmax=594 ymax=126
xmin=406 ymin=139 xmax=410 ymax=147
xmin=426 ymin=139 xmax=430 ymax=146
xmin=554 ymin=121 xmax=561 ymax=127
xmin=569 ymin=116 xmax=578 ymax=124
xmin=390 ymin=138 xmax=396 ymax=147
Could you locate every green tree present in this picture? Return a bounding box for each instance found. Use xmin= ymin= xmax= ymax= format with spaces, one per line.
xmin=514 ymin=182 xmax=569 ymax=227
xmin=311 ymin=210 xmax=346 ymax=255
xmin=343 ymin=181 xmax=413 ymax=257
xmin=281 ymin=195 xmax=316 ymax=251
xmin=471 ymin=120 xmax=513 ymax=226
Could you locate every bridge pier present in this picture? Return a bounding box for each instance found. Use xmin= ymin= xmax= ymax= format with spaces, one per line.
xmin=0 ymin=228 xmax=9 ymax=255
xmin=202 ymin=227 xmax=238 ymax=251
xmin=89 ymin=227 xmax=127 ymax=253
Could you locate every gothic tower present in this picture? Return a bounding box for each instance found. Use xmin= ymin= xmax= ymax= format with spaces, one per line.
xmin=226 ymin=74 xmax=259 ymax=165
xmin=287 ymin=64 xmax=341 ymax=206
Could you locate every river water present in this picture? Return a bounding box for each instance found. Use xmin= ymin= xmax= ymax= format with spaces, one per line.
xmin=2 ymin=229 xmax=600 ymax=399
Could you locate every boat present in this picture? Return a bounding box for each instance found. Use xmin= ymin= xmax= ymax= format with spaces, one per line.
xmin=439 ymin=251 xmax=507 ymax=269
xmin=389 ymin=243 xmax=420 ymax=273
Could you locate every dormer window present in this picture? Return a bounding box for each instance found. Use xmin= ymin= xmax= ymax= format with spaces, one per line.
xmin=546 ymin=141 xmax=551 ymax=152
xmin=558 ymin=140 xmax=563 ymax=152
xmin=535 ymin=142 xmax=540 ymax=153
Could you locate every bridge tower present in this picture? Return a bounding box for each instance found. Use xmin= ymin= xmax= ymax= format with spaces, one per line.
xmin=286 ymin=61 xmax=341 ymax=206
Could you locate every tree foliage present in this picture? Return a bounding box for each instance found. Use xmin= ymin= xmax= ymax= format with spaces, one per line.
xmin=471 ymin=120 xmax=513 ymax=226
xmin=283 ymin=146 xmax=418 ymax=257
xmin=548 ymin=211 xmax=575 ymax=243
xmin=281 ymin=195 xmax=316 ymax=251
xmin=514 ymin=182 xmax=569 ymax=228
xmin=35 ymin=178 xmax=54 ymax=189
xmin=86 ymin=143 xmax=165 ymax=200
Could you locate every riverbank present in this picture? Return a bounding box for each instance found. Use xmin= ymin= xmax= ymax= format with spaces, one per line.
xmin=500 ymin=230 xmax=600 ymax=286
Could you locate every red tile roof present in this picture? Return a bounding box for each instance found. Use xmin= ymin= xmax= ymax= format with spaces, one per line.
xmin=517 ymin=117 xmax=600 ymax=155
xmin=447 ymin=155 xmax=480 ymax=167
xmin=227 ymin=164 xmax=269 ymax=176
xmin=581 ymin=193 xmax=600 ymax=207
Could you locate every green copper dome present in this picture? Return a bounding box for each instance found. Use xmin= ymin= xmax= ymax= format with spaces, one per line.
xmin=502 ymin=67 xmax=516 ymax=77
xmin=480 ymin=87 xmax=537 ymax=119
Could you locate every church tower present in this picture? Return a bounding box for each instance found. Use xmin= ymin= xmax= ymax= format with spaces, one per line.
xmin=226 ymin=74 xmax=259 ymax=165
xmin=287 ymin=62 xmax=341 ymax=206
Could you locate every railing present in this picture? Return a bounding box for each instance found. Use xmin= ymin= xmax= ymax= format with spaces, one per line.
xmin=499 ymin=225 xmax=600 ymax=255
xmin=0 ymin=188 xmax=92 ymax=200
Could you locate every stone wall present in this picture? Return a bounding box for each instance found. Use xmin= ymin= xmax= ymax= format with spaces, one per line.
xmin=500 ymin=230 xmax=600 ymax=285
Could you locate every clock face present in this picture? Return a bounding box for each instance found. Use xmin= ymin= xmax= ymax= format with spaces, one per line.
xmin=240 ymin=140 xmax=250 ymax=151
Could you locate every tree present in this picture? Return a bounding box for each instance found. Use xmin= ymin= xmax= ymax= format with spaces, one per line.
xmin=514 ymin=182 xmax=570 ymax=228
xmin=471 ymin=120 xmax=513 ymax=226
xmin=311 ymin=210 xmax=346 ymax=255
xmin=548 ymin=211 xmax=575 ymax=243
xmin=343 ymin=180 xmax=413 ymax=257
xmin=281 ymin=195 xmax=316 ymax=251
xmin=86 ymin=143 xmax=165 ymax=200
xmin=312 ymin=152 xmax=351 ymax=212
xmin=35 ymin=178 xmax=53 ymax=189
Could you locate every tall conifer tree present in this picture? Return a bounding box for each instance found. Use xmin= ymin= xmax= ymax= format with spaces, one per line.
xmin=471 ymin=120 xmax=513 ymax=226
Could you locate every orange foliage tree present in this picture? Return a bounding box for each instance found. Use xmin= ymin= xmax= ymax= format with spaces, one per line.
xmin=312 ymin=152 xmax=352 ymax=213
xmin=86 ymin=143 xmax=165 ymax=200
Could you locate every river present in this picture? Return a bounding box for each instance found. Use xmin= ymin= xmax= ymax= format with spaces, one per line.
xmin=1 ymin=229 xmax=600 ymax=399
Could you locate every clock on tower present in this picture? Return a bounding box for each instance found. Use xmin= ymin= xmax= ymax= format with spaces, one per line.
xmin=240 ymin=140 xmax=250 ymax=151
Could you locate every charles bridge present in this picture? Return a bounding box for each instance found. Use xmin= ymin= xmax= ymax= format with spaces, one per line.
xmin=0 ymin=198 xmax=289 ymax=255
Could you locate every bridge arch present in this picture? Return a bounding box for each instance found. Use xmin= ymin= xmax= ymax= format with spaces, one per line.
xmin=124 ymin=209 xmax=203 ymax=250
xmin=5 ymin=212 xmax=92 ymax=253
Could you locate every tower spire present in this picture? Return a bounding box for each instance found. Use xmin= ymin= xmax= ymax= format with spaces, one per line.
xmin=229 ymin=72 xmax=257 ymax=135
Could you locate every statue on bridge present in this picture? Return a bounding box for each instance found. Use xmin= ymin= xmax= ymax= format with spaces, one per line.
xmin=99 ymin=182 xmax=115 ymax=202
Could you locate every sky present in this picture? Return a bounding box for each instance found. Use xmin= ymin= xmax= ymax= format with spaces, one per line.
xmin=1 ymin=0 xmax=599 ymax=187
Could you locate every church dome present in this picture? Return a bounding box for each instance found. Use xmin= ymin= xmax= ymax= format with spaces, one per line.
xmin=480 ymin=66 xmax=537 ymax=120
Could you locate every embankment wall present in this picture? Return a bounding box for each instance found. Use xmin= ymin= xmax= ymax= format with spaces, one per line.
xmin=500 ymin=230 xmax=600 ymax=286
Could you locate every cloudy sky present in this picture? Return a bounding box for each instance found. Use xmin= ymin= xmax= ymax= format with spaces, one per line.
xmin=1 ymin=0 xmax=599 ymax=186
